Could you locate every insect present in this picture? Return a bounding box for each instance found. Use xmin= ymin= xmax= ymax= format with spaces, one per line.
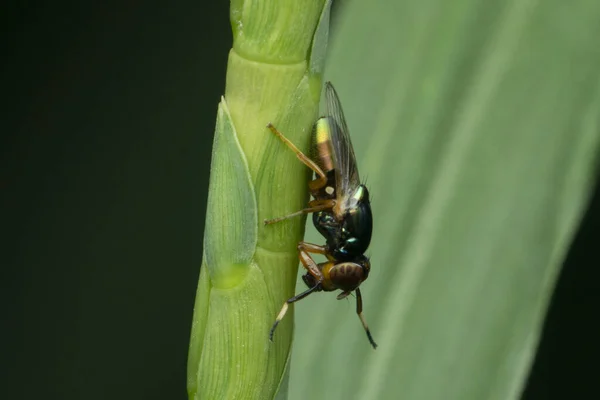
xmin=265 ymin=82 xmax=377 ymax=349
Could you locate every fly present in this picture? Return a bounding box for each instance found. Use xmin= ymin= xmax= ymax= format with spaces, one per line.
xmin=265 ymin=82 xmax=377 ymax=349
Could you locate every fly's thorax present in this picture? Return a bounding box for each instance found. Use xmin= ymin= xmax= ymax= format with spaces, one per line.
xmin=332 ymin=185 xmax=373 ymax=259
xmin=313 ymin=186 xmax=373 ymax=260
xmin=313 ymin=210 xmax=339 ymax=244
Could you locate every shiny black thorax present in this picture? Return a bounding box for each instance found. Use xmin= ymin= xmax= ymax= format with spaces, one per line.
xmin=312 ymin=185 xmax=372 ymax=261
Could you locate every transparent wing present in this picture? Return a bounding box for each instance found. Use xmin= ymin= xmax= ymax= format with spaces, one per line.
xmin=325 ymin=82 xmax=361 ymax=202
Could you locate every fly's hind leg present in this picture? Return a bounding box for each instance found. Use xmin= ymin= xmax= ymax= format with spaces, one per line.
xmin=269 ymin=243 xmax=325 ymax=342
xmin=269 ymin=284 xmax=320 ymax=342
xmin=355 ymin=287 xmax=378 ymax=349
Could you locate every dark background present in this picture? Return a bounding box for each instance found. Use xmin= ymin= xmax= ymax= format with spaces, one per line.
xmin=2 ymin=2 xmax=598 ymax=399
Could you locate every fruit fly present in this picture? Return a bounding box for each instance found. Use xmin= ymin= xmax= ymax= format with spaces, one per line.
xmin=265 ymin=82 xmax=377 ymax=349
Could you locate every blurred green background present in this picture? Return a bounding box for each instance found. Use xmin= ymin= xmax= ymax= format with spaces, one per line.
xmin=2 ymin=1 xmax=599 ymax=399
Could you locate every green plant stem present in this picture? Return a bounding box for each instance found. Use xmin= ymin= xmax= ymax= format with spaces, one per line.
xmin=187 ymin=1 xmax=330 ymax=399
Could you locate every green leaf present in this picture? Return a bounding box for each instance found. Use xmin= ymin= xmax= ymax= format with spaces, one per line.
xmin=289 ymin=1 xmax=600 ymax=399
xmin=203 ymin=99 xmax=257 ymax=289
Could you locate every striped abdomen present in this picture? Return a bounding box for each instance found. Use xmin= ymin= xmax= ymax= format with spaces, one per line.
xmin=310 ymin=117 xmax=336 ymax=199
xmin=312 ymin=117 xmax=335 ymax=175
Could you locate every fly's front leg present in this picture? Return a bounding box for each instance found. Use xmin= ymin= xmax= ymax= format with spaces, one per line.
xmin=269 ymin=247 xmax=324 ymax=342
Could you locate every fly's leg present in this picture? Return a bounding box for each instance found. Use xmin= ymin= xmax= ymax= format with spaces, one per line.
xmin=297 ymin=241 xmax=335 ymax=261
xmin=266 ymin=123 xmax=328 ymax=190
xmin=355 ymin=287 xmax=377 ymax=349
xmin=336 ymin=291 xmax=352 ymax=300
xmin=264 ymin=198 xmax=335 ymax=225
xmin=269 ymin=284 xmax=320 ymax=342
xmin=264 ymin=123 xmax=336 ymax=225
xmin=269 ymin=245 xmax=324 ymax=342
